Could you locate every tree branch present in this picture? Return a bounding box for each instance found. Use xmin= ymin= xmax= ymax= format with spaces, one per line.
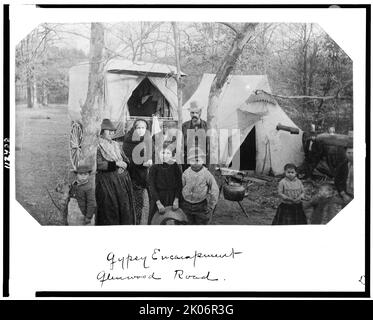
xmin=45 ymin=187 xmax=63 ymax=212
xmin=219 ymin=22 xmax=239 ymax=34
xmin=254 ymin=89 xmax=351 ymax=101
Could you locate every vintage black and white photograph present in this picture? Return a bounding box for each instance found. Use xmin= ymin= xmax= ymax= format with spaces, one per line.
xmin=14 ymin=20 xmax=354 ymax=227
xmin=5 ymin=3 xmax=369 ymax=298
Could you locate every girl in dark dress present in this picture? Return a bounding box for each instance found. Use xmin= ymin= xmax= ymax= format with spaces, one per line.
xmin=122 ymin=119 xmax=152 ymax=225
xmin=95 ymin=119 xmax=136 ymax=225
xmin=147 ymin=144 xmax=183 ymax=225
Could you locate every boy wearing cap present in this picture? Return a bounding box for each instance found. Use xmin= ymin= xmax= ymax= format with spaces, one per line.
xmin=70 ymin=163 xmax=96 ymax=225
xmin=181 ymin=148 xmax=219 ymax=225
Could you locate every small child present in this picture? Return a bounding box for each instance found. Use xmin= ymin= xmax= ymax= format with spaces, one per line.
xmin=272 ymin=163 xmax=307 ymax=225
xmin=304 ymin=183 xmax=344 ymax=224
xmin=181 ymin=148 xmax=219 ymax=225
xmin=70 ymin=163 xmax=96 ymax=225
xmin=147 ymin=143 xmax=183 ymax=224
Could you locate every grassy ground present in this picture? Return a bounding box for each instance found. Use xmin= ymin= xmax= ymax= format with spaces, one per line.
xmin=15 ymin=103 xmax=316 ymax=225
xmin=16 ymin=104 xmax=71 ymax=225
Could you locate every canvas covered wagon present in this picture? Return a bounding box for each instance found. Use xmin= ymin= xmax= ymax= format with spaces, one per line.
xmin=67 ymin=59 xmax=185 ymax=169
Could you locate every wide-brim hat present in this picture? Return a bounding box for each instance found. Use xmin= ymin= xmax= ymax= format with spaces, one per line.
xmin=75 ymin=163 xmax=92 ymax=174
xmin=151 ymin=207 xmax=188 ymax=225
xmin=187 ymin=100 xmax=202 ymax=112
xmin=101 ymin=118 xmax=117 ymax=131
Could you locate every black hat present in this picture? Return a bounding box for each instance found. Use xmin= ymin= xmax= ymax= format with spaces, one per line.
xmin=101 ymin=119 xmax=116 ymax=131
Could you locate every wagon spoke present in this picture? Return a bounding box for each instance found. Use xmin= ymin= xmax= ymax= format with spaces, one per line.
xmin=70 ymin=122 xmax=83 ymax=170
xmin=70 ymin=141 xmax=79 ymax=148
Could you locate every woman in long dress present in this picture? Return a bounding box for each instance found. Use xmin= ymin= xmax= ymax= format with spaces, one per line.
xmin=95 ymin=119 xmax=136 ymax=225
xmin=122 ymin=119 xmax=152 ymax=225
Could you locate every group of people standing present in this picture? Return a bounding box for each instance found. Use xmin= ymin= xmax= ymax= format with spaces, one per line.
xmin=71 ymin=101 xmax=219 ymax=226
xmin=70 ymin=102 xmax=354 ymax=226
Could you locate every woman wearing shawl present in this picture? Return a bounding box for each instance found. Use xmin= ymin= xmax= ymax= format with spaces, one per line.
xmin=122 ymin=119 xmax=152 ymax=225
xmin=96 ymin=119 xmax=135 ymax=225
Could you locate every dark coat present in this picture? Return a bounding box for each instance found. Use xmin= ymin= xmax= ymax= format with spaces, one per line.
xmin=334 ymin=160 xmax=350 ymax=195
xmin=70 ymin=179 xmax=96 ymax=219
xmin=122 ymin=130 xmax=152 ymax=188
xmin=182 ymin=119 xmax=209 ymax=165
xmin=147 ymin=162 xmax=183 ymax=224
xmin=304 ymin=138 xmax=323 ymax=163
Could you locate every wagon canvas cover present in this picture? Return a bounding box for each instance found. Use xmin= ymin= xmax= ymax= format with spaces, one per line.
xmin=68 ymin=59 xmax=183 ymax=122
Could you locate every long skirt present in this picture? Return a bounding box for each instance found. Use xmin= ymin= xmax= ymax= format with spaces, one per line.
xmin=272 ymin=202 xmax=307 ymax=225
xmin=95 ymin=170 xmax=136 ymax=225
xmin=132 ymin=182 xmax=149 ymax=225
xmin=148 ymin=189 xmax=177 ymax=225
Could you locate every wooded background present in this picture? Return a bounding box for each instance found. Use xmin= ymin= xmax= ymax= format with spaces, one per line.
xmin=15 ymin=22 xmax=353 ymax=133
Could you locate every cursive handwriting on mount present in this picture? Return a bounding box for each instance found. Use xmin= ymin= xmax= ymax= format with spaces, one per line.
xmin=174 ymin=269 xmax=219 ymax=281
xmin=97 ymin=271 xmax=161 ymax=287
xmin=107 ymin=251 xmax=150 ymax=270
xmin=152 ymin=248 xmax=242 ymax=268
xmin=107 ymin=248 xmax=242 ymax=270
xmin=97 ymin=248 xmax=243 ymax=287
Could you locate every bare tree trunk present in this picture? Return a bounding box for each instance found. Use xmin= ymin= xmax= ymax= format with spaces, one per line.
xmin=300 ymin=25 xmax=307 ymax=114
xmin=171 ymin=22 xmax=184 ymax=164
xmin=42 ymin=80 xmax=48 ymax=106
xmin=33 ymin=80 xmax=38 ymax=108
xmin=139 ymin=22 xmax=144 ymax=60
xmin=80 ymin=22 xmax=105 ymax=168
xmin=26 ymin=34 xmax=33 ymax=108
xmin=207 ymin=23 xmax=258 ymax=167
xmin=26 ymin=70 xmax=33 ymax=108
xmin=56 ymin=23 xmax=105 ymax=226
xmin=301 ymin=23 xmax=313 ymax=113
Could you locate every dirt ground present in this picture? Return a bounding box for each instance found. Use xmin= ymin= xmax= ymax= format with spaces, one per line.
xmin=15 ymin=104 xmax=318 ymax=226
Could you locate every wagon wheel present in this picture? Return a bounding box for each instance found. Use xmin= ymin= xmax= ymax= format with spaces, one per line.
xmin=70 ymin=121 xmax=83 ymax=170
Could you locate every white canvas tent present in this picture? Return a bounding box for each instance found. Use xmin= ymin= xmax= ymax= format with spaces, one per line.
xmin=68 ymin=59 xmax=184 ymax=123
xmin=182 ymin=73 xmax=304 ymax=175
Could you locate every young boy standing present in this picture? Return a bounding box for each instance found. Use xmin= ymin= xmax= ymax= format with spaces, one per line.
xmin=70 ymin=163 xmax=96 ymax=225
xmin=181 ymin=149 xmax=219 ymax=225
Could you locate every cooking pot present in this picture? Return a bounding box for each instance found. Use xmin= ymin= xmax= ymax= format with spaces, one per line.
xmin=223 ymin=183 xmax=246 ymax=202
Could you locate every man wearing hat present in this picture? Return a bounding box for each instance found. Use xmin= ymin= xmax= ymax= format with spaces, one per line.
xmin=182 ymin=100 xmax=209 ymax=169
xmin=70 ymin=162 xmax=96 ymax=225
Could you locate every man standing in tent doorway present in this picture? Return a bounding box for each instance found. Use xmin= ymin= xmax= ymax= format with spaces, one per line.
xmin=182 ymin=101 xmax=209 ymax=170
